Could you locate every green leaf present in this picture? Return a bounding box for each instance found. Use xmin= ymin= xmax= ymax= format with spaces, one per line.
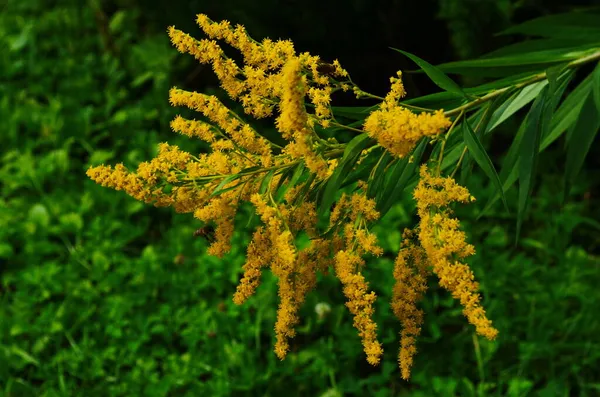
xmin=486 ymin=81 xmax=548 ymax=132
xmin=564 ymin=92 xmax=600 ymax=199
xmin=438 ymin=49 xmax=584 ymax=72
xmin=319 ymin=134 xmax=374 ymax=217
xmin=210 ymin=174 xmax=239 ymax=197
xmin=482 ymin=39 xmax=600 ymax=58
xmin=593 ymin=63 xmax=600 ymax=112
xmin=517 ymin=87 xmax=547 ymax=242
xmin=546 ymin=64 xmax=567 ymax=93
xmin=479 ymin=72 xmax=573 ymax=217
xmin=258 ymin=171 xmax=275 ymax=195
xmin=499 ymin=12 xmax=600 ymax=40
xmin=463 ymin=120 xmax=508 ymax=212
xmin=367 ymin=151 xmax=393 ymax=199
xmin=392 ymin=48 xmax=466 ymax=97
xmin=275 ymin=163 xmax=306 ymax=201
xmin=542 ymin=74 xmax=592 ymax=149
xmin=403 ymin=91 xmax=465 ymax=111
xmin=377 ymin=138 xmax=427 ymax=217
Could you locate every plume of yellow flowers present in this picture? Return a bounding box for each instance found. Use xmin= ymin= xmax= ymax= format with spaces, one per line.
xmin=87 ymin=13 xmax=497 ymax=379
xmin=330 ymin=191 xmax=384 ymax=365
xmin=413 ymin=165 xmax=498 ymax=341
xmin=364 ymin=71 xmax=452 ymax=158
xmin=391 ymin=229 xmax=430 ymax=380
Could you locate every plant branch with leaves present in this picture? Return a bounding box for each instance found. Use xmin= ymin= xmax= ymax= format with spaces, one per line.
xmin=87 ymin=10 xmax=600 ymax=379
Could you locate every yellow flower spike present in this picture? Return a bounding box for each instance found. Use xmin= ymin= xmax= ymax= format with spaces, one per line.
xmin=193 ymin=192 xmax=240 ymax=257
xmin=308 ymin=86 xmax=332 ymax=120
xmin=233 ymin=227 xmax=272 ymax=305
xmin=87 ymin=164 xmax=152 ymax=203
xmin=170 ymin=115 xmax=217 ymax=143
xmin=250 ymin=193 xmax=307 ymax=359
xmin=349 ymin=193 xmax=380 ymax=222
xmin=167 ymin=26 xmax=244 ymax=99
xmin=363 ymin=71 xmax=450 ymax=158
xmin=197 ymin=13 xmax=296 ymax=71
xmin=275 ymin=58 xmax=309 ymax=139
xmin=334 ymin=250 xmax=383 ymax=366
xmin=169 ymin=88 xmax=272 ymax=165
xmin=275 ymin=58 xmax=330 ymax=178
xmin=391 ymin=230 xmax=430 ymax=380
xmin=364 ymin=105 xmax=451 ymax=158
xmin=384 ymin=71 xmax=407 ymax=104
xmin=414 ymin=165 xmax=498 ymax=341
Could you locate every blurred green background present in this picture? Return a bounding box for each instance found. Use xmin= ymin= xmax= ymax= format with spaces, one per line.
xmin=1 ymin=0 xmax=599 ymax=396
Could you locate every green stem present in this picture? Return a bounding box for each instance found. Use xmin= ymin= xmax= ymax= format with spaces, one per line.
xmin=330 ymin=121 xmax=364 ymax=134
xmin=436 ymin=110 xmax=464 ymax=176
xmin=444 ymin=49 xmax=600 ymax=117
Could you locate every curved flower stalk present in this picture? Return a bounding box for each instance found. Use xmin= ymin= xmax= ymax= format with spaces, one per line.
xmin=87 ymin=13 xmax=502 ymax=378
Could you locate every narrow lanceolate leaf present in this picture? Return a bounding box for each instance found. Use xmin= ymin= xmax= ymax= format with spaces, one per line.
xmin=481 ymin=39 xmax=599 ymax=59
xmin=486 ymin=81 xmax=548 ymax=132
xmin=517 ymin=87 xmax=547 ymax=242
xmin=479 ymin=71 xmax=574 ymax=217
xmin=258 ymin=171 xmax=275 ymax=195
xmin=367 ymin=151 xmax=393 ymax=199
xmin=478 ymin=121 xmax=526 ymax=219
xmin=378 ymin=138 xmax=428 ymax=217
xmin=437 ymin=48 xmax=585 ymax=72
xmin=546 ymin=63 xmax=568 ymax=93
xmin=391 ymin=48 xmax=466 ymax=98
xmin=499 ymin=12 xmax=600 ymax=41
xmin=593 ymin=62 xmax=600 ymax=112
xmin=319 ymin=134 xmax=374 ymax=217
xmin=463 ymin=120 xmax=508 ymax=212
xmin=542 ymin=73 xmax=593 ymax=149
xmin=564 ymin=92 xmax=600 ymax=200
xmin=210 ymin=174 xmax=239 ymax=197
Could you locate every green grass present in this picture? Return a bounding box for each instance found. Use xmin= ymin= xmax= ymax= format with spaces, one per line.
xmin=1 ymin=1 xmax=599 ymax=396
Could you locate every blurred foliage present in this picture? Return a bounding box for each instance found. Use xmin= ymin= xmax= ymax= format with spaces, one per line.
xmin=1 ymin=0 xmax=600 ymax=396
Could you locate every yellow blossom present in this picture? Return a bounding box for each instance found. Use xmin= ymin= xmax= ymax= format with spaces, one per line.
xmin=364 ymin=105 xmax=451 ymax=158
xmin=233 ymin=227 xmax=271 ymax=304
xmin=87 ymin=14 xmax=499 ymax=379
xmin=170 ymin=115 xmax=217 ymax=143
xmin=385 ymin=71 xmax=406 ymax=104
xmin=334 ymin=250 xmax=383 ymax=365
xmin=391 ymin=229 xmax=430 ymax=380
xmin=168 ymin=26 xmax=244 ymax=98
xmin=414 ymin=165 xmax=498 ymax=341
xmin=169 ymin=88 xmax=272 ymax=165
xmin=194 ymin=192 xmax=239 ymax=257
xmin=275 ymin=58 xmax=308 ymax=139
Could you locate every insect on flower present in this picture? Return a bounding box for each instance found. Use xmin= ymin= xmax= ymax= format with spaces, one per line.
xmin=193 ymin=225 xmax=216 ymax=242
xmin=316 ymin=61 xmax=338 ymax=77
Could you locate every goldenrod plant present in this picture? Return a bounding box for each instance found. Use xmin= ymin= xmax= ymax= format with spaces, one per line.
xmin=87 ymin=12 xmax=600 ymax=379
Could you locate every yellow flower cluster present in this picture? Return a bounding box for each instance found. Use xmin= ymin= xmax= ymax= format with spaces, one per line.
xmin=239 ymin=192 xmax=330 ymax=359
xmin=364 ymin=72 xmax=451 ymax=158
xmin=169 ymin=88 xmax=273 ymax=166
xmin=167 ymin=15 xmax=351 ymax=179
xmin=87 ymin=13 xmax=498 ymax=379
xmin=385 ymin=167 xmax=498 ymax=379
xmin=413 ymin=165 xmax=498 ymax=340
xmin=276 ymin=58 xmax=330 ymax=178
xmin=391 ymin=229 xmax=430 ymax=380
xmin=330 ymin=192 xmax=384 ymax=365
